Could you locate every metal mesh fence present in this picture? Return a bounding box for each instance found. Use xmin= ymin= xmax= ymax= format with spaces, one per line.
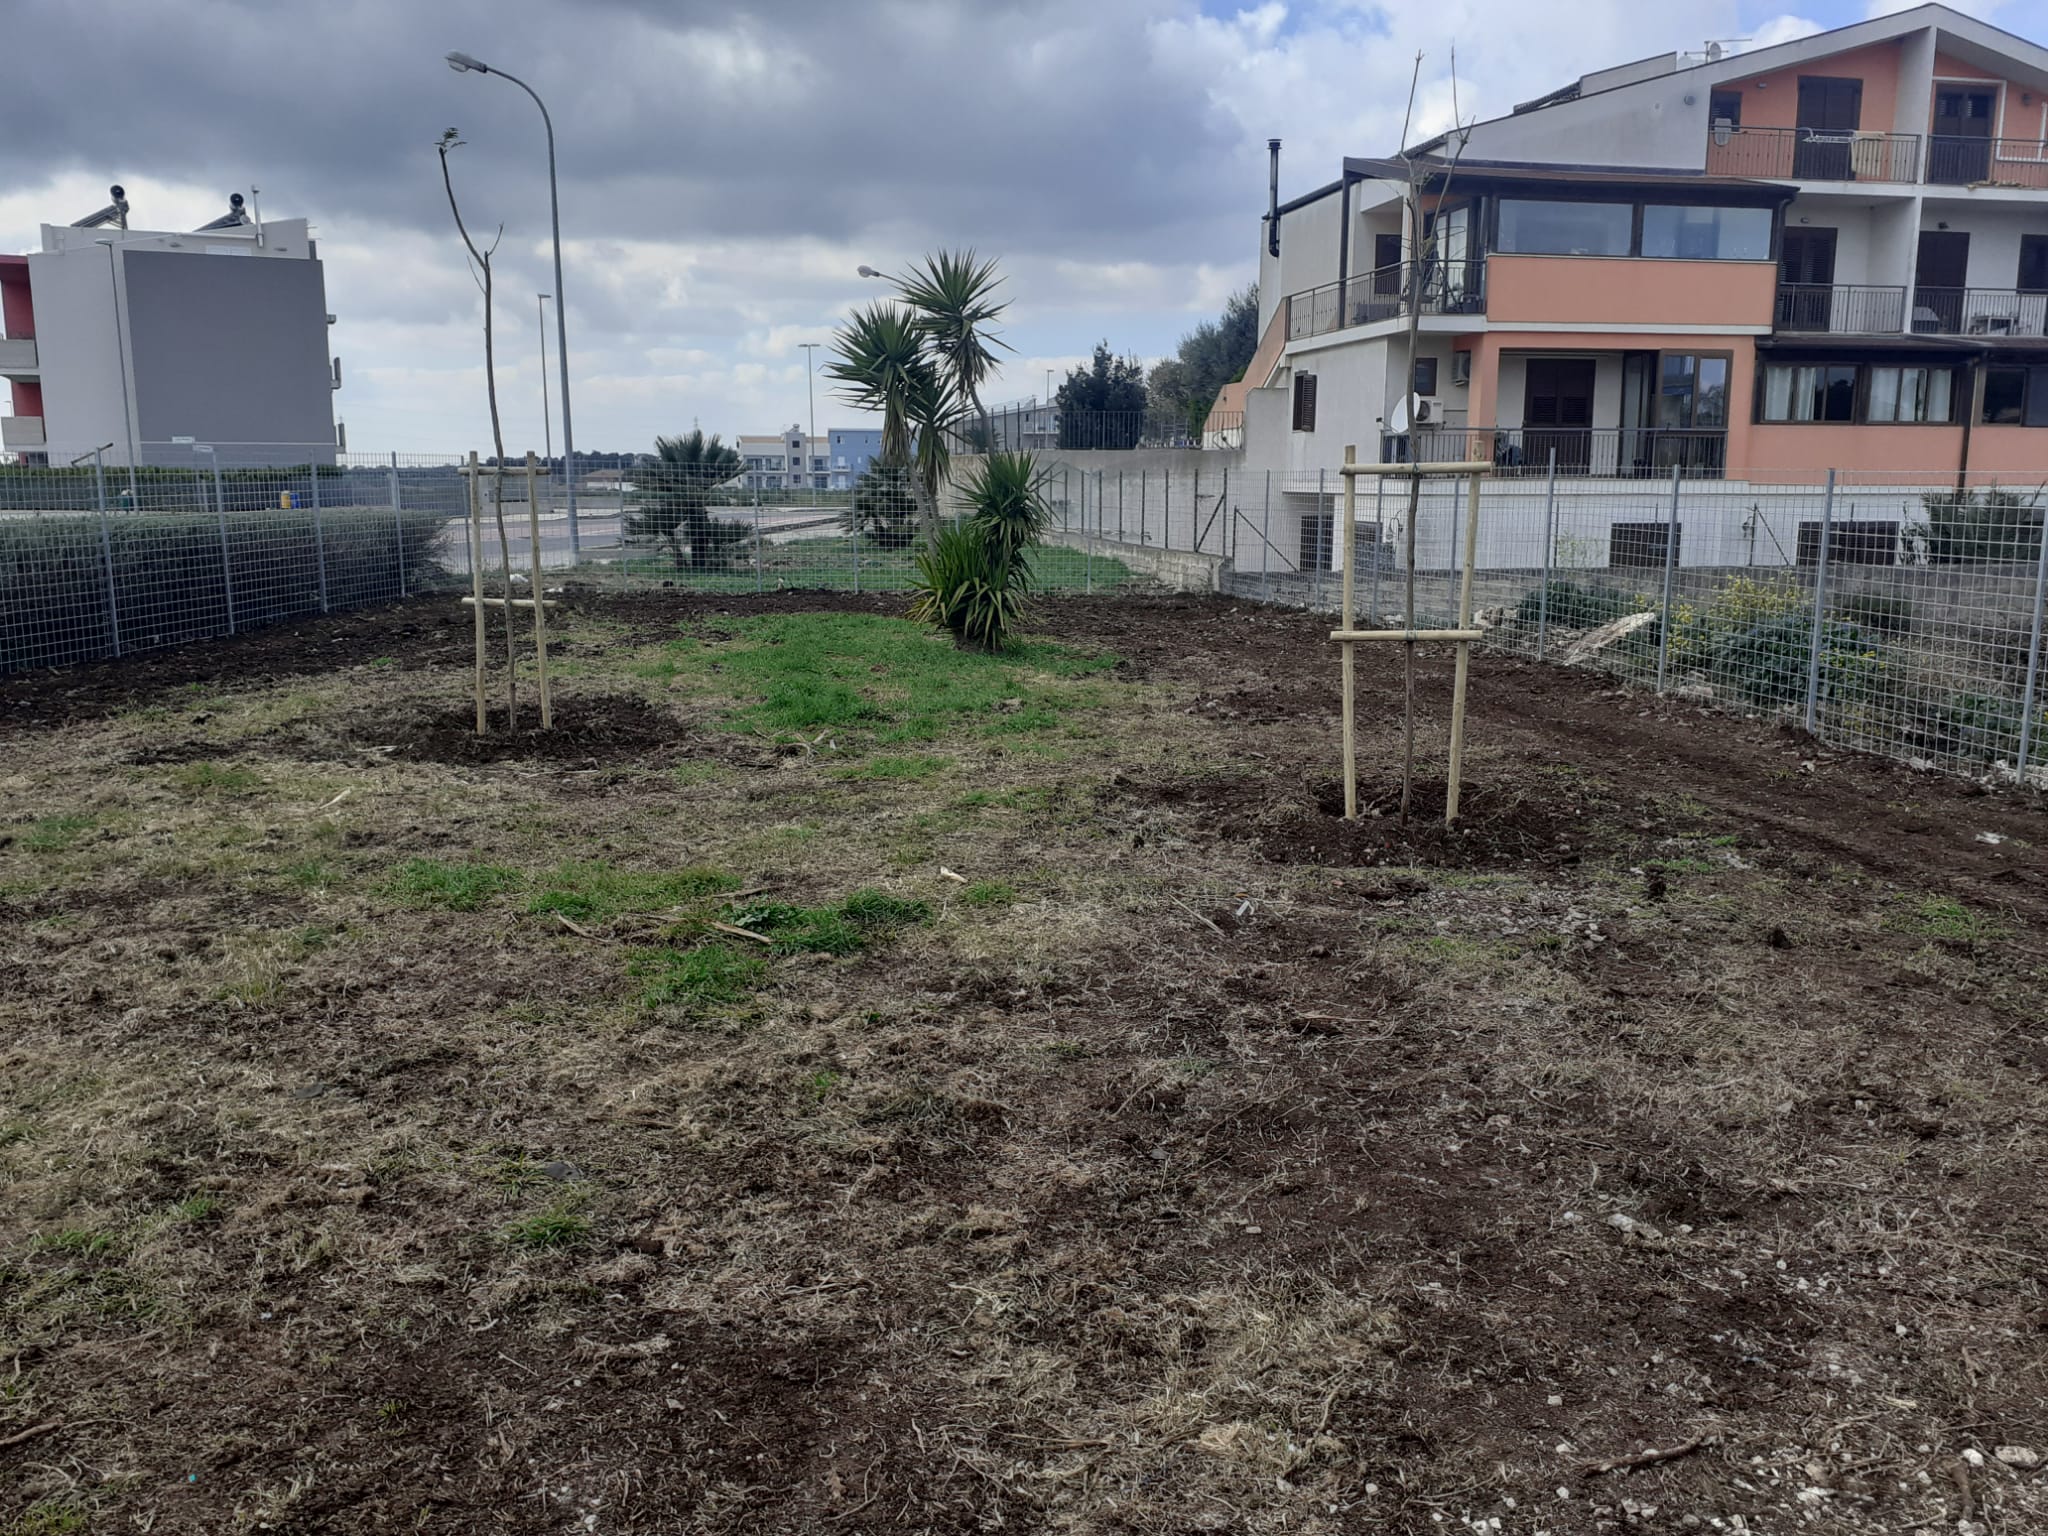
xmin=8 ymin=441 xmax=2045 ymax=786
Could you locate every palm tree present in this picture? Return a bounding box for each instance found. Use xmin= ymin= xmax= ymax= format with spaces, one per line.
xmin=628 ymin=430 xmax=745 ymax=571
xmin=898 ymin=250 xmax=1010 ymax=445
xmin=827 ymin=303 xmax=953 ymax=533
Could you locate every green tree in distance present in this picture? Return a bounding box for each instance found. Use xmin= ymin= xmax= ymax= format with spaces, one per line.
xmin=1056 ymin=343 xmax=1149 ymax=449
xmin=1147 ymin=283 xmax=1259 ymax=439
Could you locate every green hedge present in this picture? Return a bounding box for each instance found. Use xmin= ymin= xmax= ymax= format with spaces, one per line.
xmin=2 ymin=506 xmax=448 ymax=674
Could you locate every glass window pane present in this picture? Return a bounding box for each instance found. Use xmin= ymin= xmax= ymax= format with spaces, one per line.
xmin=1696 ymin=357 xmax=1730 ymax=427
xmin=1822 ymin=367 xmax=1857 ymax=421
xmin=1984 ymin=367 xmax=2025 ymax=423
xmin=1868 ymin=366 xmax=1901 ymax=422
xmin=1765 ymin=365 xmax=1795 ymax=420
xmin=1497 ymin=199 xmax=1633 ymax=256
xmin=1641 ymin=204 xmax=1773 ymax=260
xmin=1656 ymin=353 xmax=1696 ymax=428
xmin=1925 ymin=368 xmax=1952 ymax=422
xmin=1797 ymin=366 xmax=1824 ymax=421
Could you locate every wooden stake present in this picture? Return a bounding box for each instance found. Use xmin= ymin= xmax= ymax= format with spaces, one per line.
xmin=1340 ymin=444 xmax=1358 ymax=820
xmin=526 ymin=451 xmax=553 ymax=728
xmin=462 ymin=596 xmax=559 ymax=610
xmin=1445 ymin=467 xmax=1482 ymax=826
xmin=467 ymin=449 xmax=488 ymax=735
xmin=1329 ymin=628 xmax=1485 ymax=643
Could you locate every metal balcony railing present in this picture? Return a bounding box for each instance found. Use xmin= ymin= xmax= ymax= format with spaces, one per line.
xmin=1774 ymin=283 xmax=1907 ymax=333
xmin=1387 ymin=425 xmax=1729 ymax=480
xmin=1284 ymin=259 xmax=1487 ymax=341
xmin=1909 ymin=287 xmax=2048 ymax=337
xmin=1705 ymin=125 xmax=1921 ymax=183
xmin=1925 ymin=136 xmax=2048 ymax=189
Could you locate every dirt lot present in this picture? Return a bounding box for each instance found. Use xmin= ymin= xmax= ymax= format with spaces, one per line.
xmin=2 ymin=588 xmax=2044 ymax=1536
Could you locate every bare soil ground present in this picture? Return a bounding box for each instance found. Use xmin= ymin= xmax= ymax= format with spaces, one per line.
xmin=3 ymin=588 xmax=2045 ymax=1536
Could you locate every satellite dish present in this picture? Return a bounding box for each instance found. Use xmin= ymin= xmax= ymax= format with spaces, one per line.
xmin=1388 ymin=395 xmax=1411 ymax=433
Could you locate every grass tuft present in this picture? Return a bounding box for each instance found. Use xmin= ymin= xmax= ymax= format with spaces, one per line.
xmin=21 ymin=815 xmax=94 ymax=853
xmin=503 ymin=1201 xmax=590 ymax=1251
xmin=526 ymin=862 xmax=738 ymax=921
xmin=1888 ymin=893 xmax=2007 ymax=946
xmin=961 ymin=879 xmax=1017 ymax=907
xmin=629 ymin=943 xmax=768 ymax=1009
xmin=390 ymin=859 xmax=521 ymax=912
xmin=171 ymin=762 xmax=262 ymax=795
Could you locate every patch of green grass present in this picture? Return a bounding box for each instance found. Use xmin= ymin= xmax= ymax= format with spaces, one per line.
xmin=1644 ymin=857 xmax=1719 ymax=875
xmin=31 ymin=1228 xmax=116 ymax=1258
xmin=1888 ymin=894 xmax=2007 ymax=945
xmin=173 ymin=1195 xmax=223 ymax=1224
xmin=5 ymin=1499 xmax=90 ymax=1535
xmin=670 ymin=760 xmax=728 ymax=787
xmin=836 ymin=753 xmax=953 ymax=782
xmin=725 ymin=889 xmax=931 ymax=955
xmin=284 ymin=857 xmax=337 ymax=889
xmin=503 ymin=1201 xmax=590 ymax=1251
xmin=20 ymin=815 xmax=94 ymax=853
xmin=629 ymin=943 xmax=769 ymax=1009
xmin=526 ymin=862 xmax=737 ymax=921
xmin=803 ymin=1070 xmax=843 ymax=1102
xmin=670 ymin=612 xmax=1116 ymax=744
xmin=171 ymin=761 xmax=262 ymax=795
xmin=961 ymin=880 xmax=1017 ymax=908
xmin=389 ymin=858 xmax=521 ymax=912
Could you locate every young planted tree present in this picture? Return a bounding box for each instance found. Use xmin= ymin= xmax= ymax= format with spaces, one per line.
xmin=437 ymin=127 xmax=519 ymax=728
xmin=628 ymin=430 xmax=746 ymax=570
xmin=827 ymin=303 xmax=952 ymax=536
xmin=909 ymin=452 xmax=1052 ymax=650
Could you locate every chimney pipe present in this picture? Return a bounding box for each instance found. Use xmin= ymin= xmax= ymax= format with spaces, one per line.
xmin=1267 ymin=139 xmax=1282 ymax=258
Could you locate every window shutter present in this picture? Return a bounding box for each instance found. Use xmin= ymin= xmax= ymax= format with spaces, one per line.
xmin=1293 ymin=372 xmax=1318 ymax=431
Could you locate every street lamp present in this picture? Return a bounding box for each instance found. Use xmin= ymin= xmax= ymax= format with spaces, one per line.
xmin=536 ymin=293 xmax=553 ymax=464
xmin=93 ymin=237 xmax=139 ymax=496
xmin=446 ymin=49 xmax=580 ymax=554
xmin=856 ymin=264 xmax=888 ymax=280
xmin=798 ymin=341 xmax=819 ymax=503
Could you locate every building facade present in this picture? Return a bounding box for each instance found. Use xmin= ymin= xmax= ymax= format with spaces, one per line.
xmin=2 ymin=200 xmax=338 ymax=467
xmin=1237 ymin=4 xmax=2048 ymax=568
xmin=733 ymin=425 xmax=884 ymax=491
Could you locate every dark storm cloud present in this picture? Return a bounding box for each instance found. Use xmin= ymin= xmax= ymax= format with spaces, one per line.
xmin=1 ymin=0 xmax=1242 ymax=263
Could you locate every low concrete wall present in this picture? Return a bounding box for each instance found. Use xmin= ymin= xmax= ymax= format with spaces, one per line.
xmin=1050 ymin=529 xmax=1227 ymax=593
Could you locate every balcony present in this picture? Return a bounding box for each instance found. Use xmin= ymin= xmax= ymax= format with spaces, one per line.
xmin=1394 ymin=424 xmax=1728 ymax=479
xmin=0 ymin=337 xmax=37 ymax=374
xmin=1909 ymin=287 xmax=2048 ymax=337
xmin=1285 ymin=259 xmax=1486 ymax=342
xmin=1 ymin=414 xmax=47 ymax=450
xmin=1926 ymin=136 xmax=2048 ymax=189
xmin=1775 ymin=283 xmax=1906 ymax=334
xmin=1705 ymin=125 xmax=1921 ymax=184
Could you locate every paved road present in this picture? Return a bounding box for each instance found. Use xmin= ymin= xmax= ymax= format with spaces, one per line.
xmin=441 ymin=507 xmax=843 ymax=570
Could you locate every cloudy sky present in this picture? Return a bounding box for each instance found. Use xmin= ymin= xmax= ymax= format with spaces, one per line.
xmin=2 ymin=0 xmax=2040 ymax=455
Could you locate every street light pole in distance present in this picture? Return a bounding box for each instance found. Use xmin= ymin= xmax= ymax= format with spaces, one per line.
xmin=537 ymin=292 xmax=553 ymax=464
xmin=446 ymin=49 xmax=579 ymax=554
xmin=799 ymin=341 xmax=819 ymax=504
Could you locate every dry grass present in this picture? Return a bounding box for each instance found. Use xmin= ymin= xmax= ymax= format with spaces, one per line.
xmin=1 ymin=591 xmax=2043 ymax=1534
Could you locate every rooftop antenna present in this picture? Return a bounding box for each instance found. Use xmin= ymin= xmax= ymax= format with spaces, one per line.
xmin=70 ymin=184 xmax=129 ymax=231
xmin=249 ymin=186 xmax=264 ymax=247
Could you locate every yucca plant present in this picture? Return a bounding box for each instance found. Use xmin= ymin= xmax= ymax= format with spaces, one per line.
xmin=907 ymin=453 xmax=1051 ymax=651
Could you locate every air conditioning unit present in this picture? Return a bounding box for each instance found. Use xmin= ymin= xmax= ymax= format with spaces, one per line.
xmin=1413 ymin=397 xmax=1437 ymax=423
xmin=1450 ymin=351 xmax=1472 ymax=387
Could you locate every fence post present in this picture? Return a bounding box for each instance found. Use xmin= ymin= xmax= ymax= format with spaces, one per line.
xmin=1655 ymin=462 xmax=1681 ymax=692
xmin=210 ymin=458 xmax=236 ymax=635
xmin=1217 ymin=466 xmax=1227 ymax=561
xmin=1312 ymin=468 xmax=1325 ymax=611
xmin=1118 ymin=470 xmax=1125 ymax=543
xmin=1261 ymin=470 xmax=1272 ymax=603
xmin=754 ymin=493 xmax=764 ymax=593
xmin=1803 ymin=468 xmax=1838 ymax=735
xmin=1537 ymin=448 xmax=1558 ymax=660
xmin=94 ymin=447 xmax=121 ymax=658
xmin=389 ymin=451 xmax=406 ymax=597
xmin=851 ymin=497 xmax=861 ymax=594
xmin=308 ymin=461 xmax=329 ymax=613
xmin=2015 ymin=510 xmax=2048 ymax=777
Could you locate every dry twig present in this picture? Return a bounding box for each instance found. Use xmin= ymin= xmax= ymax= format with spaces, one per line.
xmin=1581 ymin=1437 xmax=1711 ymax=1477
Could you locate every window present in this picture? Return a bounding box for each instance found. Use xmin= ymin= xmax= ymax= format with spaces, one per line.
xmin=1292 ymin=372 xmax=1318 ymax=431
xmin=1865 ymin=366 xmax=1955 ymax=423
xmin=1413 ymin=356 xmax=1439 ymax=396
xmin=2021 ymin=235 xmax=2048 ymax=295
xmin=1497 ymin=198 xmax=1633 ymax=257
xmin=1710 ymin=89 xmax=1743 ymax=127
xmin=1610 ymin=522 xmax=1678 ymax=569
xmin=1640 ymin=204 xmax=1772 ymax=261
xmin=1761 ymin=363 xmax=1857 ymax=422
xmin=1300 ymin=511 xmax=1334 ymax=571
xmin=1985 ymin=365 xmax=2026 ymax=423
xmin=1797 ymin=520 xmax=1899 ymax=566
xmin=1656 ymin=353 xmax=1732 ymax=428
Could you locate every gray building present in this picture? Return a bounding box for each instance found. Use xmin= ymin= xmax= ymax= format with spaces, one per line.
xmin=2 ymin=195 xmax=339 ymax=467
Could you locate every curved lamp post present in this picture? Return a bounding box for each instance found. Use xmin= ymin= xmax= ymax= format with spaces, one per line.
xmin=446 ymin=49 xmax=580 ymax=554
